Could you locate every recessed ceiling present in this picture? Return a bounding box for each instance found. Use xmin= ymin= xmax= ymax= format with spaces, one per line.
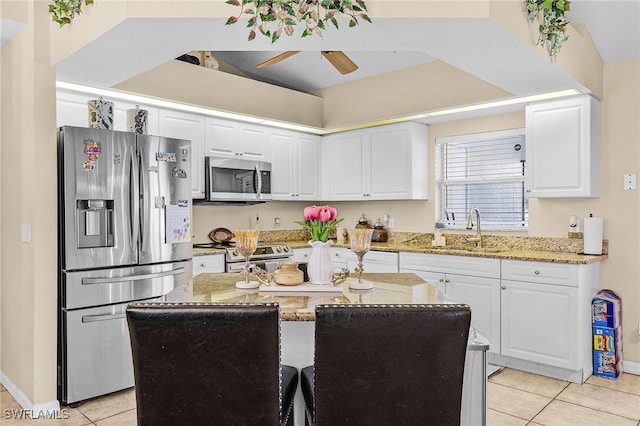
xmin=210 ymin=50 xmax=437 ymax=92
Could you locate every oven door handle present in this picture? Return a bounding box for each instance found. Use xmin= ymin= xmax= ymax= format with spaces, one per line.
xmin=81 ymin=267 xmax=185 ymax=285
xmin=82 ymin=312 xmax=126 ymax=323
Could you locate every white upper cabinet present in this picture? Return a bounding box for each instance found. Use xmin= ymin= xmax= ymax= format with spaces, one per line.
xmin=56 ymin=90 xmax=159 ymax=135
xmin=322 ymin=122 xmax=428 ymax=201
xmin=269 ymin=129 xmax=319 ymax=200
xmin=204 ymin=118 xmax=269 ymax=160
xmin=525 ymin=95 xmax=600 ymax=198
xmin=158 ymin=110 xmax=205 ymax=199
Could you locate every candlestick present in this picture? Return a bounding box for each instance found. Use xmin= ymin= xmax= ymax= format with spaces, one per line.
xmin=347 ymin=228 xmax=374 ymax=290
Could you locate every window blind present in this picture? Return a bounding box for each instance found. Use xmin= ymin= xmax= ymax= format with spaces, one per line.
xmin=435 ymin=130 xmax=527 ymax=231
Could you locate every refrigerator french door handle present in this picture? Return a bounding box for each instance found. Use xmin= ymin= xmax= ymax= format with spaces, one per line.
xmin=255 ymin=164 xmax=262 ymax=198
xmin=81 ymin=267 xmax=185 ymax=285
xmin=81 ymin=312 xmax=126 ymax=323
xmin=130 ymin=147 xmax=141 ymax=251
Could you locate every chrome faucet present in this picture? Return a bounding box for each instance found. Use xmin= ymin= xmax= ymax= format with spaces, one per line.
xmin=465 ymin=207 xmax=482 ymax=248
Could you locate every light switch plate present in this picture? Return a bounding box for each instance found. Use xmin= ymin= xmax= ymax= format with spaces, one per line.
xmin=623 ymin=173 xmax=636 ymax=190
xmin=21 ymin=224 xmax=31 ymax=243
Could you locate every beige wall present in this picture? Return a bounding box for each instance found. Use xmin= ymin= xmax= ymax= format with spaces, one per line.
xmin=1 ymin=0 xmax=58 ymax=406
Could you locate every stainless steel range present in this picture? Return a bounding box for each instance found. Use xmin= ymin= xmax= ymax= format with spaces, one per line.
xmin=225 ymin=244 xmax=293 ymax=273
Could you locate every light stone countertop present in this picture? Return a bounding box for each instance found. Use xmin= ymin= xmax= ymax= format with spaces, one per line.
xmin=194 ymin=239 xmax=608 ymax=265
xmin=166 ymin=272 xmax=448 ymax=322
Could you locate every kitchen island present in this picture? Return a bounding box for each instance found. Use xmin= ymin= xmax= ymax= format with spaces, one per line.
xmin=166 ymin=272 xmax=489 ymax=426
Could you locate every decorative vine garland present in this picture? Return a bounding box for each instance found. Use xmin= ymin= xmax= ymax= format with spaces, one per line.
xmin=524 ymin=0 xmax=571 ymax=61
xmin=225 ymin=0 xmax=371 ymax=43
xmin=49 ymin=0 xmax=94 ymax=27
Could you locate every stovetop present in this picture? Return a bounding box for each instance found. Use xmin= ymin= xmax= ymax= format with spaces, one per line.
xmin=225 ymin=244 xmax=293 ymax=262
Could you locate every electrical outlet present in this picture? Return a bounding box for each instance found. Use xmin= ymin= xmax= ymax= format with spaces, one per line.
xmin=274 ymin=217 xmax=281 ymax=228
xmin=387 ymin=217 xmax=395 ymax=229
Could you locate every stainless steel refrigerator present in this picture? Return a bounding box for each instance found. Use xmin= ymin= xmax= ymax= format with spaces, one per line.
xmin=57 ymin=126 xmax=193 ymax=405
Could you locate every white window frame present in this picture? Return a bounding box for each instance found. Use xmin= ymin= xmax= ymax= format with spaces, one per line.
xmin=435 ymin=128 xmax=528 ymax=232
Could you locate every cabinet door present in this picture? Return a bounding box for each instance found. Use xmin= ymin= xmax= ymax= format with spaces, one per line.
xmin=324 ymin=133 xmax=367 ymax=200
xmin=56 ymin=91 xmax=93 ymax=128
xmin=237 ymin=124 xmax=268 ymax=160
xmin=296 ymin=134 xmax=319 ymax=200
xmin=269 ymin=130 xmax=295 ymax=199
xmin=112 ymin=101 xmax=159 ymax=135
xmin=369 ymin=127 xmax=411 ymax=199
xmin=446 ymin=275 xmax=501 ymax=354
xmin=501 ymin=279 xmax=578 ymax=369
xmin=204 ymin=118 xmax=238 ymax=158
xmin=404 ymin=270 xmax=447 ymax=294
xmin=525 ymin=96 xmax=600 ymax=198
xmin=159 ymin=110 xmax=205 ymax=199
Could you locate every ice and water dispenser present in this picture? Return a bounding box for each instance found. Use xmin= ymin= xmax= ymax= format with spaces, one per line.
xmin=76 ymin=199 xmax=114 ymax=248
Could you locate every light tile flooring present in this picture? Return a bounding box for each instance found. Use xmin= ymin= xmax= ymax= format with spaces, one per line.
xmin=1 ymin=367 xmax=639 ymax=425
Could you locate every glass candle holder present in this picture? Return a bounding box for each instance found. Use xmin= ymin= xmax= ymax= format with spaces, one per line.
xmin=347 ymin=228 xmax=374 ymax=290
xmin=233 ymin=229 xmax=260 ymax=289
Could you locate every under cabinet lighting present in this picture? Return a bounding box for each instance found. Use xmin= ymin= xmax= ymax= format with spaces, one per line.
xmin=422 ymin=89 xmax=582 ymax=118
xmin=56 ymin=81 xmax=582 ymax=134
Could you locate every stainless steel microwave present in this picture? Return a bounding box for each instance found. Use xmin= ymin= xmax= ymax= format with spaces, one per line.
xmin=204 ymin=157 xmax=272 ymax=204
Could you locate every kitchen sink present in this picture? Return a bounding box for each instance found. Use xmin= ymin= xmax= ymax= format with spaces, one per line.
xmin=427 ymin=246 xmax=507 ymax=254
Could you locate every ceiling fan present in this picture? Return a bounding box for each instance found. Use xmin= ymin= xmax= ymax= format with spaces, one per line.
xmin=257 ymin=51 xmax=358 ymax=74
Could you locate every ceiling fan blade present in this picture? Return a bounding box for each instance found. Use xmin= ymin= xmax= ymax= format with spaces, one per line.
xmin=321 ymin=51 xmax=358 ymax=74
xmin=257 ymin=51 xmax=301 ymax=68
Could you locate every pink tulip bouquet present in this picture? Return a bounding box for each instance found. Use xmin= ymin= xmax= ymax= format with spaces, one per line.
xmin=295 ymin=205 xmax=344 ymax=242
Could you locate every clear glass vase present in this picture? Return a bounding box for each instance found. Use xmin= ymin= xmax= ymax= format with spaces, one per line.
xmin=307 ymin=240 xmax=334 ymax=285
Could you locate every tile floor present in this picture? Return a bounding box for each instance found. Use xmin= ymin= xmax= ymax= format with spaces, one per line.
xmin=1 ymin=367 xmax=639 ymax=425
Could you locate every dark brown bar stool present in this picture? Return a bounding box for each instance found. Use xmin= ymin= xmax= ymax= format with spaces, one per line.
xmin=301 ymin=304 xmax=471 ymax=426
xmin=126 ymin=302 xmax=298 ymax=426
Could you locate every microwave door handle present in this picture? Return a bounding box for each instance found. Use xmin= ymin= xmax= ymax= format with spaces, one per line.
xmin=255 ymin=164 xmax=262 ymax=198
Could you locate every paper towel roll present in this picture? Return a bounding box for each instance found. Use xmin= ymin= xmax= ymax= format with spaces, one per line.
xmin=583 ymin=217 xmax=604 ymax=255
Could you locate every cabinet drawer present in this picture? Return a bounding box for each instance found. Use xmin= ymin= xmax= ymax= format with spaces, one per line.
xmin=193 ymin=254 xmax=225 ymax=274
xmin=399 ymin=252 xmax=500 ymax=278
xmin=501 ymin=260 xmax=578 ymax=287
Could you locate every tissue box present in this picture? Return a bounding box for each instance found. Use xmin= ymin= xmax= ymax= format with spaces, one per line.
xmin=592 ymin=290 xmax=621 ymax=328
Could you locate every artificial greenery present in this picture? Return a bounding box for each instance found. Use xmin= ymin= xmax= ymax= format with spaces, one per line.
xmin=49 ymin=0 xmax=94 ymax=27
xmin=524 ymin=0 xmax=571 ymax=61
xmin=226 ymin=0 xmax=371 ymax=43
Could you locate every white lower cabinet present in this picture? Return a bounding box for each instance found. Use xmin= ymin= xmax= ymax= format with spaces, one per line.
xmin=292 ymin=248 xmax=312 ymax=264
xmin=348 ymin=250 xmax=398 ymax=273
xmin=192 ymin=254 xmax=225 ymax=277
xmin=498 ymin=260 xmax=600 ymax=383
xmin=399 ymin=253 xmax=501 ymax=354
xmin=500 ymin=279 xmax=577 ymax=368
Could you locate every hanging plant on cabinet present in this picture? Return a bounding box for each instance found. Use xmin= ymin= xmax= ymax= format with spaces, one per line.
xmin=49 ymin=0 xmax=94 ymax=27
xmin=524 ymin=0 xmax=571 ymax=61
xmin=226 ymin=0 xmax=372 ymax=43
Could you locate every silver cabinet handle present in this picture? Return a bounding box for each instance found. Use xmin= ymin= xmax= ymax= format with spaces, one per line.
xmin=534 ymin=270 xmax=540 ymax=275
xmin=82 ymin=267 xmax=184 ymax=285
xmin=502 ymin=285 xmax=507 ymax=290
xmin=82 ymin=312 xmax=126 ymax=323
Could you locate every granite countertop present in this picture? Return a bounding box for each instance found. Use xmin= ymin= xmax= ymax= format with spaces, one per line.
xmin=194 ymin=239 xmax=608 ymax=265
xmin=166 ymin=272 xmax=447 ymax=321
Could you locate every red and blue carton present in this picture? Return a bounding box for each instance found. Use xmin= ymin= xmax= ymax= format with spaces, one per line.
xmin=592 ymin=290 xmax=622 ymax=379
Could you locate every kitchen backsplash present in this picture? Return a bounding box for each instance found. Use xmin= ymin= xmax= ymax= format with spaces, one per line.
xmin=257 ymin=229 xmax=608 ymax=255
